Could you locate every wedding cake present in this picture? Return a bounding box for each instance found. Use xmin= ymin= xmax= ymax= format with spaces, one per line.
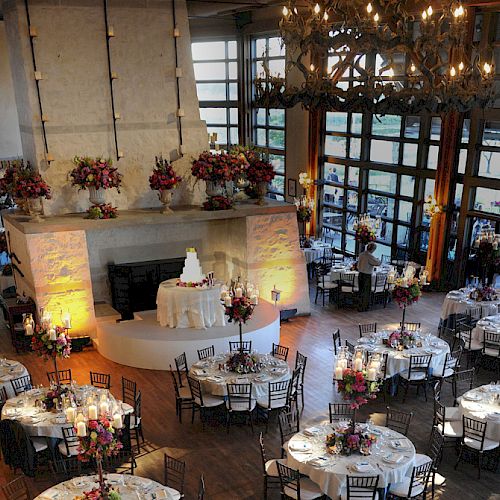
xmin=179 ymin=248 xmax=205 ymax=284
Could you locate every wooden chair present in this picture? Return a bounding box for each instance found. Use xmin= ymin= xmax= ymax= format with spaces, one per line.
xmin=455 ymin=327 xmax=482 ymax=368
xmin=371 ymin=273 xmax=388 ymax=307
xmin=1 ymin=476 xmax=31 ymax=500
xmin=385 ymin=406 xmax=413 ymax=436
xmin=399 ymin=354 xmax=433 ymax=402
xmin=314 ymin=263 xmax=337 ymax=306
xmin=89 ymin=371 xmax=111 ymax=389
xmin=388 ymin=461 xmax=433 ymax=498
xmin=163 ymin=453 xmax=185 ymax=498
xmin=259 ymin=432 xmax=284 ymax=499
xmin=481 ymin=330 xmax=500 ymax=374
xmin=102 ymin=449 xmax=135 ymax=475
xmin=197 ymin=345 xmax=215 ymax=361
xmin=345 ymin=340 xmax=356 ymax=355
xmin=339 ymin=272 xmax=357 ymax=306
xmin=0 ymin=385 xmax=8 ymax=412
xmin=294 ymin=351 xmax=308 ymax=410
xmin=276 ymin=462 xmax=324 ymax=500
xmin=400 ymin=321 xmax=421 ymax=332
xmin=121 ymin=376 xmax=137 ymax=407
xmin=345 ymin=475 xmax=379 ymax=499
xmin=433 ymin=398 xmax=463 ymax=445
xmin=359 ymin=322 xmax=377 ymax=338
xmin=174 ymin=352 xmax=189 ymax=387
xmin=10 ymin=374 xmax=33 ymax=396
xmin=225 ymin=383 xmax=256 ymax=432
xmin=229 ymin=341 xmax=252 ymax=353
xmin=329 ymin=403 xmax=356 ymax=425
xmin=437 ymin=348 xmax=462 ymax=381
xmin=257 ymin=380 xmax=291 ymax=431
xmin=47 ymin=369 xmax=72 ymax=386
xmin=49 ymin=456 xmax=82 ymax=481
xmin=332 ymin=329 xmax=341 ymax=356
xmin=169 ymin=364 xmax=193 ymax=423
xmin=455 ymin=416 xmax=500 ymax=479
xmin=58 ymin=426 xmax=80 ymax=457
xmin=278 ymin=409 xmax=300 ymax=458
xmin=272 ymin=343 xmax=289 ymax=361
xmin=188 ymin=376 xmax=225 ymax=429
xmin=466 ymin=306 xmax=482 ymax=328
xmin=129 ymin=391 xmax=144 ymax=453
xmin=451 ymin=368 xmax=475 ymax=406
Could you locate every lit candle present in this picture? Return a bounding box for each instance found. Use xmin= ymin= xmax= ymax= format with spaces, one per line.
xmin=235 ymin=287 xmax=243 ymax=298
xmin=49 ymin=328 xmax=56 ymax=341
xmin=76 ymin=421 xmax=86 ymax=437
xmin=113 ymin=413 xmax=123 ymax=429
xmin=63 ymin=312 xmax=71 ymax=329
xmin=65 ymin=407 xmax=76 ymax=422
xmin=367 ymin=367 xmax=377 ymax=381
xmin=88 ymin=405 xmax=98 ymax=420
xmin=354 ymin=358 xmax=363 ymax=371
xmin=335 ymin=366 xmax=343 ymax=380
xmin=100 ymin=401 xmax=109 ymax=415
xmin=224 ymin=295 xmax=232 ymax=307
xmin=250 ymin=295 xmax=259 ymax=305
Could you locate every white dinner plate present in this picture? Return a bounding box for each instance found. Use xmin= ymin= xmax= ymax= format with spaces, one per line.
xmin=463 ymin=393 xmax=482 ymax=402
xmin=289 ymin=441 xmax=312 ymax=452
xmin=383 ymin=453 xmax=403 ymax=464
xmin=390 ymin=439 xmax=409 ymax=450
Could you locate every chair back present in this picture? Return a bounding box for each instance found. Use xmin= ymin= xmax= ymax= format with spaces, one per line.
xmin=433 ymin=398 xmax=447 ymax=428
xmin=11 ymin=375 xmax=33 ymax=396
xmin=385 ymin=406 xmax=413 ymax=436
xmin=400 ymin=322 xmax=421 ymax=332
xmin=332 ymin=329 xmax=341 ymax=355
xmin=47 ymin=369 xmax=72 ymax=386
xmin=169 ymin=365 xmax=181 ymax=399
xmin=441 ymin=348 xmax=462 ymax=377
xmin=322 ymin=247 xmax=335 ymax=267
xmin=229 ymin=341 xmax=252 ymax=354
xmin=463 ymin=416 xmax=488 ymax=450
xmin=276 ymin=462 xmax=302 ymax=499
xmin=61 ymin=426 xmax=79 ymax=456
xmin=346 ymin=475 xmax=379 ymax=499
xmin=345 ymin=340 xmax=355 ymax=354
xmin=267 ymin=380 xmax=291 ymax=410
xmin=174 ymin=352 xmax=189 ymax=387
xmin=121 ymin=377 xmax=137 ymax=406
xmin=359 ymin=323 xmax=377 ymax=337
xmin=50 ymin=456 xmax=82 ymax=480
xmin=103 ymin=449 xmax=135 ymax=474
xmin=226 ymin=383 xmax=253 ymax=411
xmin=287 ymin=368 xmax=301 ymax=404
xmin=2 ymin=476 xmax=31 ymax=500
xmin=407 ymin=354 xmax=432 ymax=380
xmin=407 ymin=461 xmax=433 ymax=498
xmin=134 ymin=391 xmax=142 ymax=420
xmin=483 ymin=330 xmax=500 ymax=356
xmin=452 ymin=368 xmax=475 ymax=405
xmin=329 ymin=403 xmax=356 ymax=425
xmin=0 ymin=386 xmax=8 ymax=412
xmin=197 ymin=474 xmax=205 ymax=500
xmin=164 ymin=453 xmax=185 ymax=496
xmin=278 ymin=409 xmax=300 ymax=448
xmin=89 ymin=371 xmax=111 ymax=389
xmin=379 ymin=352 xmax=389 ymax=379
xmin=197 ymin=345 xmax=215 ymax=361
xmin=340 ymin=273 xmax=356 ymax=291
xmin=272 ymin=343 xmax=289 ymax=361
xmin=467 ymin=306 xmax=482 ymax=327
xmin=188 ymin=376 xmax=204 ymax=406
xmin=295 ymin=351 xmax=307 ymax=385
xmin=258 ymin=432 xmax=268 ymax=474
xmin=427 ymin=426 xmax=445 ymax=468
xmin=372 ymin=273 xmax=386 ymax=292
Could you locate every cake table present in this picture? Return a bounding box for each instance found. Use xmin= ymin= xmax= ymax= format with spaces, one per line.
xmin=156 ymin=279 xmax=225 ymax=329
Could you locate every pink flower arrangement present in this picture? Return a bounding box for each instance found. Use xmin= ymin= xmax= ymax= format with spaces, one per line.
xmin=326 ymin=427 xmax=378 ymax=455
xmin=336 ymin=368 xmax=379 ymax=409
xmin=392 ymin=278 xmax=421 ymax=307
xmin=227 ymin=351 xmax=259 ymax=373
xmin=191 ymin=151 xmax=245 ymax=183
xmin=77 ymin=415 xmax=123 ymax=462
xmin=70 ymin=157 xmax=122 ymax=191
xmin=224 ymin=296 xmax=255 ymax=324
xmin=245 ymin=158 xmax=275 ymax=185
xmin=355 ymin=224 xmax=376 ymax=246
xmin=31 ymin=325 xmax=71 ymax=360
xmin=387 ymin=329 xmax=415 ymax=348
xmin=149 ymin=156 xmax=182 ymax=191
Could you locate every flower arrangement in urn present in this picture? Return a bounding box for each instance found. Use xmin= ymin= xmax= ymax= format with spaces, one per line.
xmin=70 ymin=157 xmax=122 ymax=216
xmin=326 ymin=425 xmax=378 ymax=456
xmin=392 ymin=277 xmax=421 ymax=308
xmin=245 ymin=155 xmax=275 ymax=205
xmin=149 ymin=156 xmax=182 ymax=214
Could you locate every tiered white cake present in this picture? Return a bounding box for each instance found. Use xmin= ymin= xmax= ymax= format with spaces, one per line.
xmin=179 ymin=248 xmax=205 ymax=283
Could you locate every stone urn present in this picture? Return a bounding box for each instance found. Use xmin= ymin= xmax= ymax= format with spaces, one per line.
xmin=255 ymin=181 xmax=268 ymax=205
xmin=88 ymin=185 xmax=106 ymax=206
xmin=205 ymin=180 xmax=225 ymax=198
xmin=26 ymin=197 xmax=43 ymax=223
xmin=158 ymin=189 xmax=173 ymax=214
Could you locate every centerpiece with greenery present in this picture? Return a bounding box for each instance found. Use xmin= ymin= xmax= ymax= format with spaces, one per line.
xmin=326 ymin=426 xmax=378 ymax=456
xmin=149 ymin=156 xmax=182 ymax=214
xmin=336 ymin=368 xmax=379 ymax=409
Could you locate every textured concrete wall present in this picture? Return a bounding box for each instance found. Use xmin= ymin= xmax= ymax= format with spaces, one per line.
xmin=0 ymin=22 xmax=23 ymax=159
xmin=2 ymin=0 xmax=207 ymax=215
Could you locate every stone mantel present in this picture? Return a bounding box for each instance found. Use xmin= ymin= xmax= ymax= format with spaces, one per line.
xmin=2 ymin=200 xmax=295 ymax=234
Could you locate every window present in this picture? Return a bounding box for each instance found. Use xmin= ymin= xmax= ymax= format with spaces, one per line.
xmin=192 ymin=40 xmax=239 ymax=147
xmin=251 ymin=36 xmax=286 ymax=199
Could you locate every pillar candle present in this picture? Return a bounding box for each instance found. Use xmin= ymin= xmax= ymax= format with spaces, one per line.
xmin=76 ymin=421 xmax=86 ymax=437
xmin=354 ymin=358 xmax=363 ymax=371
xmin=335 ymin=366 xmax=343 ymax=380
xmin=99 ymin=401 xmax=109 ymax=415
xmin=224 ymin=295 xmax=232 ymax=307
xmin=113 ymin=413 xmax=123 ymax=429
xmin=88 ymin=405 xmax=98 ymax=420
xmin=49 ymin=328 xmax=56 ymax=341
xmin=367 ymin=367 xmax=377 ymax=381
xmin=65 ymin=407 xmax=76 ymax=422
xmin=235 ymin=287 xmax=243 ymax=298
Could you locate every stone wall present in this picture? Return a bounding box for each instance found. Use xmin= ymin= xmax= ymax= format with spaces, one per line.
xmin=0 ymin=22 xmax=22 ymax=159
xmin=2 ymin=0 xmax=207 ymax=215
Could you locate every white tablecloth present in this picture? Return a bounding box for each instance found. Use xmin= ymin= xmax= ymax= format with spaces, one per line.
xmin=440 ymin=290 xmax=500 ymax=321
xmin=355 ymin=333 xmax=450 ymax=378
xmin=35 ymin=474 xmax=181 ymax=500
xmin=329 ymin=267 xmax=391 ymax=289
xmin=156 ymin=278 xmax=225 ymax=329
xmin=302 ymin=242 xmax=331 ymax=265
xmin=189 ymin=353 xmax=291 ymax=400
xmin=287 ymin=424 xmax=415 ymax=499
xmin=472 ymin=314 xmax=500 ymax=343
xmin=1 ymin=386 xmax=133 ymax=439
xmin=459 ymin=384 xmax=500 ymax=442
xmin=0 ymin=359 xmax=29 ymax=398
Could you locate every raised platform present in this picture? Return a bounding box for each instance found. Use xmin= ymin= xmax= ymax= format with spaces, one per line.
xmin=95 ymin=300 xmax=280 ymax=370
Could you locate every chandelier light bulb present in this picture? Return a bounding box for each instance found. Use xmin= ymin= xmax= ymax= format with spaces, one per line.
xmin=427 ymin=6 xmax=433 ymax=16
xmin=483 ymin=62 xmax=492 ymax=75
xmin=367 ymin=2 xmax=373 ymax=14
xmin=450 ymin=66 xmax=456 ymax=77
xmin=388 ymin=67 xmax=394 ymax=78
xmin=410 ymin=63 xmax=416 ymax=73
xmin=282 ymin=6 xmax=289 ymax=16
xmin=310 ymin=63 xmax=316 ymax=72
xmin=422 ymin=10 xmax=427 ymax=20
xmin=454 ymin=5 xmax=465 ymax=18
xmin=323 ymin=11 xmax=329 ymax=21
xmin=458 ymin=61 xmax=464 ymax=71
xmin=373 ymin=13 xmax=380 ymax=22
xmin=293 ymin=7 xmax=298 ymax=14
xmin=314 ymin=3 xmax=320 ymax=14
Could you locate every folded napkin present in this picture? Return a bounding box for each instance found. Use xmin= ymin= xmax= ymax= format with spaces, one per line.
xmin=303 ymin=427 xmax=321 ymax=437
xmin=154 ymin=490 xmax=169 ymax=499
xmin=206 ymin=375 xmax=223 ymax=383
xmin=289 ymin=441 xmax=311 ymax=452
xmin=191 ymin=368 xmax=207 ymax=376
xmin=353 ymin=461 xmax=373 ymax=473
xmin=383 ymin=453 xmax=403 ymax=464
xmin=391 ymin=439 xmax=409 ymax=450
xmin=308 ymin=456 xmax=329 ymax=467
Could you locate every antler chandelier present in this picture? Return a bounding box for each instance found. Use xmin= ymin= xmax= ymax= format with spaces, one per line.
xmin=254 ymin=0 xmax=495 ymax=114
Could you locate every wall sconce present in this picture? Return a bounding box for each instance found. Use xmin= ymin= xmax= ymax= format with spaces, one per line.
xmin=424 ymin=195 xmax=442 ymax=218
xmin=271 ymin=285 xmax=282 ymax=306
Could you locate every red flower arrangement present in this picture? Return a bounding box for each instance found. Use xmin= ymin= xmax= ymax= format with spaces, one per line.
xmin=0 ymin=160 xmax=51 ymax=200
xmin=191 ymin=151 xmax=244 ymax=183
xmin=354 ymin=224 xmax=376 ymax=246
xmin=0 ymin=162 xmax=17 ymax=196
xmin=225 ymin=296 xmax=255 ymax=324
xmin=227 ymin=351 xmax=259 ymax=373
xmin=149 ymin=156 xmax=182 ymax=191
xmin=202 ymin=195 xmax=234 ymax=211
xmin=77 ymin=415 xmax=123 ymax=462
xmin=392 ymin=278 xmax=421 ymax=308
xmin=336 ymin=368 xmax=379 ymax=409
xmin=245 ymin=158 xmax=275 ymax=185
xmin=70 ymin=157 xmax=122 ymax=191
xmin=85 ymin=204 xmax=118 ymax=220
xmin=31 ymin=325 xmax=71 ymax=360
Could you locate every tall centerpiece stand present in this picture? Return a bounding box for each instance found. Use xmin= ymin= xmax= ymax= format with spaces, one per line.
xmin=392 ymin=272 xmax=422 ymax=332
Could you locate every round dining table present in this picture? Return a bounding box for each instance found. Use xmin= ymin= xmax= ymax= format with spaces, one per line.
xmin=328 ymin=265 xmax=392 ymax=289
xmin=1 ymin=385 xmax=133 ymax=439
xmin=156 ymin=278 xmax=225 ymax=329
xmin=459 ymin=383 xmax=500 ymax=442
xmin=35 ymin=473 xmax=181 ymax=500
xmin=355 ymin=331 xmax=450 ymax=378
xmin=472 ymin=314 xmax=500 ymax=343
xmin=189 ymin=352 xmax=291 ymax=400
xmin=440 ymin=289 xmax=500 ymax=325
xmin=287 ymin=423 xmax=416 ymax=499
xmin=0 ymin=358 xmax=30 ymax=398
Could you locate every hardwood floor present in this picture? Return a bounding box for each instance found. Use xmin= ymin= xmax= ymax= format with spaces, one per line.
xmin=1 ymin=291 xmax=499 ymax=499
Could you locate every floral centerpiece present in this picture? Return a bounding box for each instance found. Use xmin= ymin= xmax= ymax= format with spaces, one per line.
xmin=43 ymin=385 xmax=71 ymax=411
xmin=224 ymin=295 xmax=255 ymax=325
xmin=326 ymin=427 xmax=378 ymax=456
xmin=86 ymin=204 xmax=118 ymax=220
xmin=202 ymin=195 xmax=234 ymax=211
xmin=354 ymin=224 xmax=376 ymax=246
xmin=149 ymin=156 xmax=182 ymax=214
xmin=386 ymin=329 xmax=415 ymax=349
xmin=227 ymin=351 xmax=259 ymax=374
xmin=470 ymin=285 xmax=498 ymax=302
xmin=79 ymin=487 xmax=121 ymax=500
xmin=392 ymin=277 xmax=421 ymax=308
xmin=336 ymin=368 xmax=379 ymax=409
xmin=176 ymin=278 xmax=208 ymax=288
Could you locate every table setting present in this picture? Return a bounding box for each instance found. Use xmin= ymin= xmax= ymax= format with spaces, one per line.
xmin=301 ymin=238 xmax=331 ymax=265
xmin=355 ymin=329 xmax=450 ymax=378
xmin=1 ymin=384 xmax=133 ymax=439
xmin=328 ymin=262 xmax=393 ymax=288
xmin=0 ymin=358 xmax=30 ymax=398
xmin=440 ymin=287 xmax=500 ymax=324
xmin=35 ymin=473 xmax=181 ymax=500
xmin=286 ymin=422 xmax=415 ymax=499
xmin=472 ymin=314 xmax=500 ymax=343
xmin=459 ymin=383 xmax=500 ymax=441
xmin=189 ymin=352 xmax=291 ymax=399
